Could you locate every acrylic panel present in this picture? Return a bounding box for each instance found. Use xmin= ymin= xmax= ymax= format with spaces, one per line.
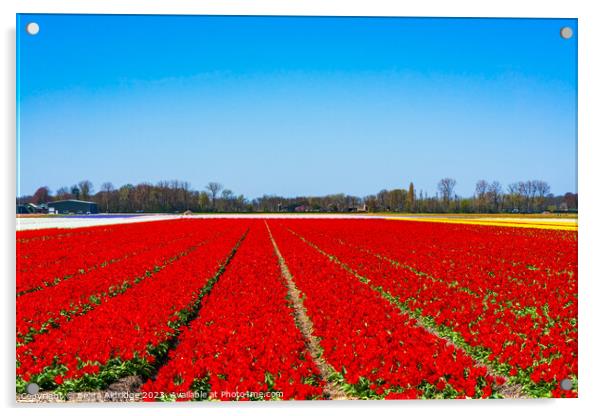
xmin=16 ymin=14 xmax=577 ymax=402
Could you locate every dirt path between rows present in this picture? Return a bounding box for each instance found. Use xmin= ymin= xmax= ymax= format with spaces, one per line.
xmin=265 ymin=222 xmax=351 ymax=400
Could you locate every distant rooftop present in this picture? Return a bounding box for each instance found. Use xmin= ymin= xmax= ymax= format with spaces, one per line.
xmin=48 ymin=199 xmax=97 ymax=205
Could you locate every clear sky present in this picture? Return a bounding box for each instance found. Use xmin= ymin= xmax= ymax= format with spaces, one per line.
xmin=17 ymin=15 xmax=577 ymax=199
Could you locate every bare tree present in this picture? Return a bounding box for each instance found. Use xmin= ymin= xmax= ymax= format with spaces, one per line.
xmin=220 ymin=189 xmax=234 ymax=211
xmin=377 ymin=189 xmax=388 ymax=210
xmin=118 ymin=184 xmax=134 ymax=212
xmin=78 ymin=180 xmax=94 ymax=201
xmin=56 ymin=186 xmax=71 ymax=200
xmin=533 ymin=180 xmax=551 ymax=198
xmin=487 ymin=181 xmax=503 ymax=212
xmin=563 ymin=192 xmax=578 ymax=210
xmin=507 ymin=182 xmax=521 ymax=212
xmin=206 ymin=182 xmax=223 ymax=210
xmin=533 ymin=180 xmax=551 ymax=212
xmin=475 ymin=180 xmax=489 ymax=213
xmin=518 ymin=180 xmax=537 ymax=212
xmin=100 ymin=182 xmax=115 ymax=212
xmin=181 ymin=181 xmax=191 ymax=210
xmin=438 ymin=178 xmax=457 ymax=211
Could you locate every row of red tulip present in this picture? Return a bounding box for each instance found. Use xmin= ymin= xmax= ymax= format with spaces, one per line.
xmin=278 ymin=219 xmax=577 ymax=397
xmin=16 ymin=221 xmax=248 ymax=393
xmin=16 ymin=220 xmax=230 ymax=344
xmin=268 ymin=222 xmax=499 ymax=399
xmin=15 ymin=218 xmax=577 ymax=399
xmin=17 ymin=223 xmax=112 ymax=243
xmin=17 ymin=220 xmax=212 ymax=294
xmin=18 ymin=221 xmax=167 ymax=274
xmin=142 ymin=223 xmax=324 ymax=401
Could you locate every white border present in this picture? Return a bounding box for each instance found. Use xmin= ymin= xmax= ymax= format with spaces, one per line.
xmin=2 ymin=1 xmax=601 ymax=416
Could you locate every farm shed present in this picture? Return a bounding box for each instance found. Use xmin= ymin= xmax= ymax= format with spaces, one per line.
xmin=47 ymin=199 xmax=99 ymax=214
xmin=16 ymin=203 xmax=47 ymax=214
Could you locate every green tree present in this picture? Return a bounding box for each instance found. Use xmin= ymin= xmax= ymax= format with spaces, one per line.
xmin=70 ymin=185 xmax=80 ymax=200
xmin=407 ymin=182 xmax=415 ymax=212
xmin=198 ymin=191 xmax=211 ymax=211
xmin=78 ymin=180 xmax=93 ymax=201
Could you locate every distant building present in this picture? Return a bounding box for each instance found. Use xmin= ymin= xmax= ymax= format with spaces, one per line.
xmin=47 ymin=199 xmax=98 ymax=214
xmin=16 ymin=203 xmax=47 ymax=214
xmin=29 ymin=203 xmax=47 ymax=213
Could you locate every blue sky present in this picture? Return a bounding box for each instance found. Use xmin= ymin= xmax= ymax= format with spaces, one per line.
xmin=17 ymin=15 xmax=577 ymax=198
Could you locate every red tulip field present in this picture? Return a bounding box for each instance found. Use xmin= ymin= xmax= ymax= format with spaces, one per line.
xmin=16 ymin=218 xmax=577 ymax=400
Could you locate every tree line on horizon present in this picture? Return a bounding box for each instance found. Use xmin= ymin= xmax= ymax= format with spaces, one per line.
xmin=17 ymin=178 xmax=578 ymax=214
